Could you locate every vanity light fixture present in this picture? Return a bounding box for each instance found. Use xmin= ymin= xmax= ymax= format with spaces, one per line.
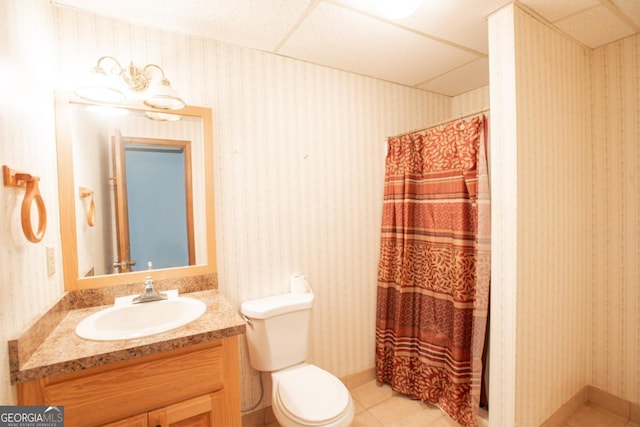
xmin=75 ymin=56 xmax=186 ymax=110
xmin=375 ymin=0 xmax=422 ymax=19
xmin=144 ymin=111 xmax=183 ymax=122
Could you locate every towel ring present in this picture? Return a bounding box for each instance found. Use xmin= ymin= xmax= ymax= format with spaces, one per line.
xmin=3 ymin=165 xmax=47 ymax=243
xmin=19 ymin=175 xmax=47 ymax=243
xmin=79 ymin=187 xmax=96 ymax=227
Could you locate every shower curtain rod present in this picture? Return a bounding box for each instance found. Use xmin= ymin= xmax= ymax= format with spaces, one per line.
xmin=388 ymin=106 xmax=490 ymax=139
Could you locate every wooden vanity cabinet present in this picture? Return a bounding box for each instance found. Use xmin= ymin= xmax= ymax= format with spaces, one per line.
xmin=103 ymin=393 xmax=224 ymax=427
xmin=103 ymin=414 xmax=148 ymax=427
xmin=18 ymin=336 xmax=241 ymax=427
xmin=147 ymin=393 xmax=224 ymax=427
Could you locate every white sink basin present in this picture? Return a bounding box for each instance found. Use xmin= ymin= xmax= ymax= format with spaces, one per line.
xmin=75 ymin=296 xmax=207 ymax=341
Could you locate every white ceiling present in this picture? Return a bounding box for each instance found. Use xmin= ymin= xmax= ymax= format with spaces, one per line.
xmin=51 ymin=0 xmax=640 ymax=97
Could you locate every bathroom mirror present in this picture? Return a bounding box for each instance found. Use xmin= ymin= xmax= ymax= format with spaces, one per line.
xmin=55 ymin=92 xmax=216 ymax=290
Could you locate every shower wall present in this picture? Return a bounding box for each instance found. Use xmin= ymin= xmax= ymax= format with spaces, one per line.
xmin=489 ymin=5 xmax=593 ymax=426
xmin=591 ymin=32 xmax=640 ymax=406
xmin=489 ymin=4 xmax=639 ymax=426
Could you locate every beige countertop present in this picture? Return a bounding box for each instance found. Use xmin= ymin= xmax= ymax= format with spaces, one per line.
xmin=9 ymin=284 xmax=245 ymax=384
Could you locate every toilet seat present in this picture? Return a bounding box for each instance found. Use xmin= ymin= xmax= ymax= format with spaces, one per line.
xmin=274 ymin=364 xmax=352 ymax=426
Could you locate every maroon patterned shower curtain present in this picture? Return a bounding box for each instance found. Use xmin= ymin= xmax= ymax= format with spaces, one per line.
xmin=376 ymin=115 xmax=490 ymax=427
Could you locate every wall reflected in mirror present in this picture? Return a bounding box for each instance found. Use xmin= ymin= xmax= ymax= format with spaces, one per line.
xmin=69 ymin=103 xmax=207 ymax=277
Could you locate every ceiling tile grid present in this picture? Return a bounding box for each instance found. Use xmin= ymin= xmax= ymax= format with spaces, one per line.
xmin=52 ymin=0 xmax=640 ymax=97
xmin=519 ymin=0 xmax=639 ymax=48
xmin=278 ymin=1 xmax=479 ymax=87
xmin=51 ymin=0 xmax=315 ymax=52
xmin=612 ymin=0 xmax=640 ymax=27
xmin=554 ymin=4 xmax=637 ymax=48
xmin=335 ymin=0 xmax=511 ymax=54
xmin=417 ymin=58 xmax=490 ymax=96
xmin=517 ymin=0 xmax=601 ymax=22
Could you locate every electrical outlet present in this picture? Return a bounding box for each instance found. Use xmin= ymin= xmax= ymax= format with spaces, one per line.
xmin=46 ymin=246 xmax=56 ymax=276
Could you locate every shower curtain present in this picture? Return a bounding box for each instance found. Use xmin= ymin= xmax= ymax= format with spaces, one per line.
xmin=375 ymin=115 xmax=490 ymax=427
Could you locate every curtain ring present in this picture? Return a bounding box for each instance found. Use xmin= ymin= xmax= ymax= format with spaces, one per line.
xmin=18 ymin=175 xmax=47 ymax=243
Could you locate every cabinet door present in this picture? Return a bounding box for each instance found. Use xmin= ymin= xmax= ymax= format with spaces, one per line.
xmin=147 ymin=392 xmax=225 ymax=427
xmin=102 ymin=413 xmax=148 ymax=427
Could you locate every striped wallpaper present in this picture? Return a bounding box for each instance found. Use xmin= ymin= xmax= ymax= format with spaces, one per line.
xmin=0 ymin=0 xmax=62 ymax=405
xmin=3 ymin=2 xmax=637 ymax=424
xmin=451 ymin=85 xmax=490 ymax=118
xmin=591 ymin=33 xmax=640 ymax=406
xmin=488 ymin=6 xmax=519 ymax=426
xmin=489 ymin=4 xmax=639 ymax=426
xmin=513 ymin=7 xmax=593 ymax=426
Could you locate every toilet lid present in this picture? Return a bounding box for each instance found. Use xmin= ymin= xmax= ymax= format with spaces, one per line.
xmin=276 ymin=365 xmax=350 ymax=424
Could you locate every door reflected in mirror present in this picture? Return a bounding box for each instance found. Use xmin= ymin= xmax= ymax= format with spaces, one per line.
xmin=112 ymin=132 xmax=195 ymax=273
xmin=70 ymin=103 xmax=206 ymax=277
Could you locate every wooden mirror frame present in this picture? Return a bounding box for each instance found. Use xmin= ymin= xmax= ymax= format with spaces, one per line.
xmin=55 ymin=92 xmax=217 ymax=290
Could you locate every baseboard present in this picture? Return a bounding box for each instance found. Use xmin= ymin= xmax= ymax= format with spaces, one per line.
xmin=540 ymin=386 xmax=589 ymax=427
xmin=241 ymin=408 xmax=265 ymax=427
xmin=340 ymin=367 xmax=376 ymax=389
xmin=541 ymin=385 xmax=640 ymax=426
xmin=242 ymin=406 xmax=276 ymax=427
xmin=588 ymin=386 xmax=640 ymax=422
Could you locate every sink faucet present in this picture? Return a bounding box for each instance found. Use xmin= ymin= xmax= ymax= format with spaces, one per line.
xmin=132 ymin=262 xmax=168 ymax=304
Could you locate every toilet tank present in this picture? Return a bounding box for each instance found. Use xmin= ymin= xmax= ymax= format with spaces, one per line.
xmin=241 ymin=291 xmax=314 ymax=372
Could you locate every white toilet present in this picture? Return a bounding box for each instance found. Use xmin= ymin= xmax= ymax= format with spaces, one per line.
xmin=241 ymin=283 xmax=354 ymax=427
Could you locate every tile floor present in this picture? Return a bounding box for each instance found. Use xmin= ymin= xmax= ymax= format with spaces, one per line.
xmin=262 ymin=380 xmax=640 ymax=427
xmin=347 ymin=380 xmax=474 ymax=427
xmin=265 ymin=380 xmax=486 ymax=427
xmin=563 ymin=403 xmax=640 ymax=427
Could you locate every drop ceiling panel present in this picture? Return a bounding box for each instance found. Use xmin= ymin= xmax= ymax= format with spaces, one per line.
xmin=417 ymin=58 xmax=490 ymax=97
xmin=518 ymin=0 xmax=600 ymax=22
xmin=554 ymin=4 xmax=637 ymax=48
xmin=612 ymin=0 xmax=640 ymax=27
xmin=51 ymin=0 xmax=313 ymax=52
xmin=279 ymin=1 xmax=478 ymax=87
xmin=336 ymin=0 xmax=511 ymax=54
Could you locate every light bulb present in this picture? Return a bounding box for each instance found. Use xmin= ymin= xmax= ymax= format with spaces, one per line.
xmin=375 ymin=0 xmax=422 ymax=19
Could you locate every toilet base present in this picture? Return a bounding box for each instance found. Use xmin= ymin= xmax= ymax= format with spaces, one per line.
xmin=270 ymin=364 xmax=354 ymax=427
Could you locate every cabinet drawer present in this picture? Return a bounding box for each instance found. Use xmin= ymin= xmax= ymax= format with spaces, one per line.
xmin=43 ymin=343 xmax=223 ymax=426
